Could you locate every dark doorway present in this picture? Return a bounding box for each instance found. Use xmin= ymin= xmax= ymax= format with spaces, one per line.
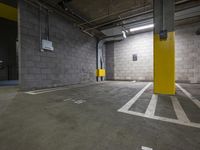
xmin=0 ymin=13 xmax=18 ymax=85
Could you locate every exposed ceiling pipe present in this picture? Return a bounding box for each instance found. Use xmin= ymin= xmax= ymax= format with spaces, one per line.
xmin=39 ymin=0 xmax=89 ymax=24
xmin=80 ymin=0 xmax=190 ymax=27
xmin=100 ymin=2 xmax=200 ymax=31
xmin=78 ymin=4 xmax=152 ymax=26
xmin=175 ymin=0 xmax=190 ymax=5
xmin=25 ymin=0 xmax=94 ymax=37
xmin=84 ymin=9 xmax=153 ymax=32
xmin=25 ymin=0 xmax=79 ymax=23
xmin=101 ymin=15 xmax=153 ymax=31
xmin=96 ymin=35 xmax=124 ymax=81
xmin=57 ymin=0 xmax=92 ymax=26
xmin=102 ymin=13 xmax=200 ymax=37
xmin=83 ymin=0 xmax=196 ymax=32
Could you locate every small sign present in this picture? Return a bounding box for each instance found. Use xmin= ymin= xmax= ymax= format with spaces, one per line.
xmin=133 ymin=54 xmax=137 ymax=61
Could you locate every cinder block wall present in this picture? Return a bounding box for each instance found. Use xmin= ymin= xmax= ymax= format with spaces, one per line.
xmin=105 ymin=22 xmax=200 ymax=83
xmin=19 ymin=1 xmax=96 ymax=90
xmin=175 ymin=23 xmax=200 ymax=83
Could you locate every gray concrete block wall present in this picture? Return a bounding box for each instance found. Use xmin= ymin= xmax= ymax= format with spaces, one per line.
xmin=110 ymin=32 xmax=153 ymax=81
xmin=175 ymin=23 xmax=200 ymax=83
xmin=19 ymin=1 xmax=96 ymax=90
xmin=106 ymin=22 xmax=200 ymax=83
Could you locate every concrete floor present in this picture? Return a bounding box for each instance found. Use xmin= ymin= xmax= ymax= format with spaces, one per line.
xmin=0 ymin=81 xmax=199 ymax=150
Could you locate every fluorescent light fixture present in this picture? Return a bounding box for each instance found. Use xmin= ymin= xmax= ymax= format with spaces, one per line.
xmin=130 ymin=24 xmax=154 ymax=32
xmin=122 ymin=31 xmax=127 ymax=39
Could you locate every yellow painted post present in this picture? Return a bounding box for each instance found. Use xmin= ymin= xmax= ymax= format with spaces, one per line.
xmin=154 ymin=32 xmax=175 ymax=94
xmin=153 ymin=0 xmax=175 ymax=95
xmin=0 ymin=3 xmax=17 ymax=22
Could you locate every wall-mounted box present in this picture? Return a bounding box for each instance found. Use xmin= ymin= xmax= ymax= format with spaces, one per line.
xmin=42 ymin=39 xmax=54 ymax=51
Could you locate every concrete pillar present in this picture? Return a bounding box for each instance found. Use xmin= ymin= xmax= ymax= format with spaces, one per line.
xmin=153 ymin=0 xmax=175 ymax=95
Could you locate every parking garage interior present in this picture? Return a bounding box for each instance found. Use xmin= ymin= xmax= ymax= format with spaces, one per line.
xmin=0 ymin=0 xmax=200 ymax=150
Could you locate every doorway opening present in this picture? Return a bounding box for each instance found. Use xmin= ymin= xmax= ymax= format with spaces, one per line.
xmin=0 ymin=1 xmax=18 ymax=86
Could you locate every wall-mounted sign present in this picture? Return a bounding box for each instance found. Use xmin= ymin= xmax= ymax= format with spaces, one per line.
xmin=132 ymin=54 xmax=137 ymax=61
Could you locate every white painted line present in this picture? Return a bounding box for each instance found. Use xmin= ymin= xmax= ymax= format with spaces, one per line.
xmin=145 ymin=94 xmax=158 ymax=117
xmin=25 ymin=87 xmax=70 ymax=95
xmin=25 ymin=82 xmax=99 ymax=95
xmin=63 ymin=98 xmax=73 ymax=101
xmin=141 ymin=146 xmax=153 ymax=150
xmin=118 ymin=109 xmax=200 ymax=129
xmin=176 ymin=84 xmax=200 ymax=109
xmin=171 ymin=96 xmax=190 ymax=123
xmin=74 ymin=100 xmax=86 ymax=104
xmin=118 ymin=83 xmax=200 ymax=128
xmin=118 ymin=83 xmax=152 ymax=112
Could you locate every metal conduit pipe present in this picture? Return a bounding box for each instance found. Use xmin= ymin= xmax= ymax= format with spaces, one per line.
xmin=84 ymin=0 xmax=193 ymax=32
xmin=78 ymin=4 xmax=151 ymax=26
xmin=80 ymin=0 xmax=190 ymax=27
xmin=84 ymin=10 xmax=153 ymax=32
xmin=96 ymin=35 xmax=124 ymax=82
xmin=24 ymin=0 xmax=94 ymax=37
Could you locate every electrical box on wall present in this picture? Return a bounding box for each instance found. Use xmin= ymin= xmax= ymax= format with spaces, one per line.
xmin=41 ymin=39 xmax=54 ymax=51
xmin=132 ymin=54 xmax=137 ymax=61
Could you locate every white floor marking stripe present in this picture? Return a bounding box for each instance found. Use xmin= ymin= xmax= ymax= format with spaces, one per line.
xmin=118 ymin=83 xmax=152 ymax=112
xmin=118 ymin=109 xmax=200 ymax=129
xmin=118 ymin=83 xmax=200 ymax=129
xmin=25 ymin=83 xmax=99 ymax=95
xmin=141 ymin=146 xmax=153 ymax=150
xmin=26 ymin=89 xmax=63 ymax=95
xmin=171 ymin=96 xmax=190 ymax=123
xmin=145 ymin=94 xmax=158 ymax=117
xmin=176 ymin=84 xmax=200 ymax=109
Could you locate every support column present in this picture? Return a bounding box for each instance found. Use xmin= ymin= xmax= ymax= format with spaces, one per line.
xmin=0 ymin=3 xmax=17 ymax=22
xmin=154 ymin=0 xmax=175 ymax=95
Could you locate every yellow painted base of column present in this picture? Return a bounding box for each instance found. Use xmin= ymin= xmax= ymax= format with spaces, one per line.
xmin=154 ymin=32 xmax=175 ymax=95
xmin=96 ymin=69 xmax=106 ymax=77
xmin=0 ymin=3 xmax=17 ymax=22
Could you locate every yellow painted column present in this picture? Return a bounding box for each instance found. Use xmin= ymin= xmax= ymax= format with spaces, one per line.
xmin=154 ymin=32 xmax=175 ymax=94
xmin=0 ymin=3 xmax=17 ymax=22
xmin=153 ymin=0 xmax=175 ymax=95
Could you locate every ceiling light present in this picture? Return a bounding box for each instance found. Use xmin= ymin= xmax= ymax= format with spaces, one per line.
xmin=130 ymin=24 xmax=154 ymax=32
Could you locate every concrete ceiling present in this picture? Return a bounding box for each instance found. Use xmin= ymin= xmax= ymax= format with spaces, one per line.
xmin=43 ymin=0 xmax=153 ymax=37
xmin=1 ymin=0 xmax=17 ymax=7
xmin=29 ymin=0 xmax=200 ymax=38
xmin=49 ymin=0 xmax=152 ymax=20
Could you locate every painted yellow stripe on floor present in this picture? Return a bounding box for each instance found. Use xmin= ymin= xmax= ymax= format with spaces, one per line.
xmin=0 ymin=3 xmax=17 ymax=22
